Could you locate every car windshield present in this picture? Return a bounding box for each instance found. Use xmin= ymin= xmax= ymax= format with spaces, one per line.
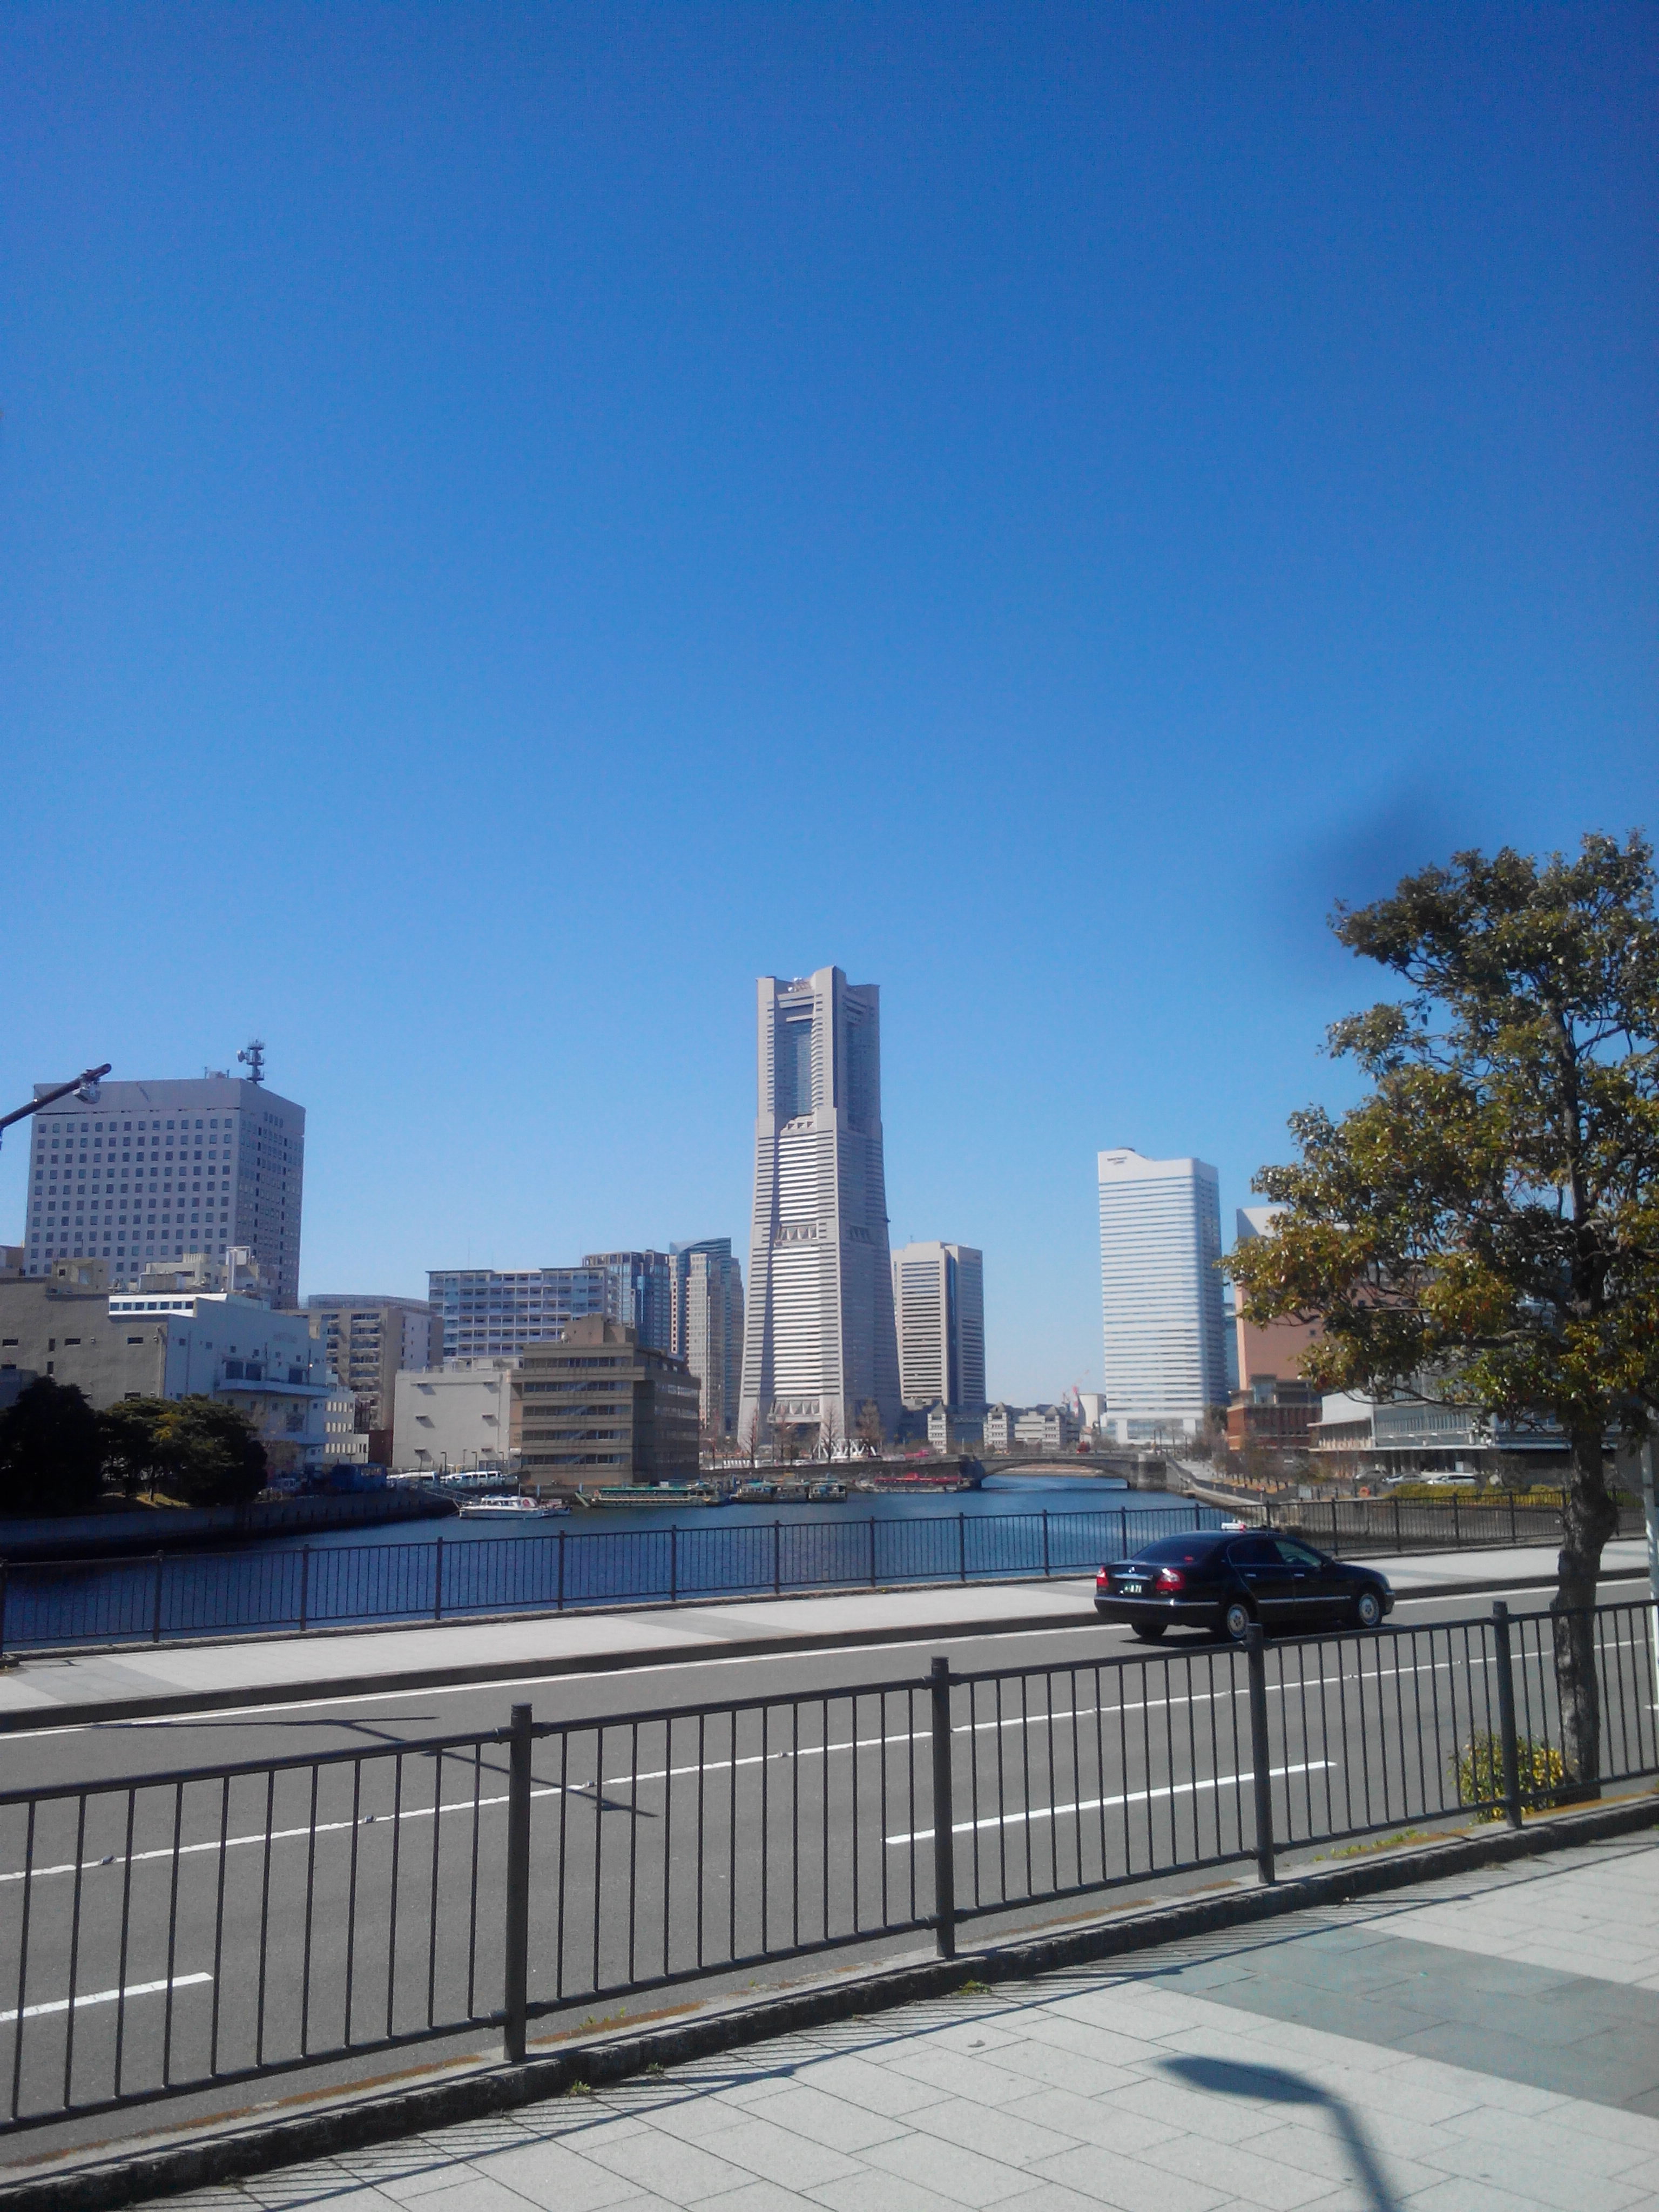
xmin=1130 ymin=1536 xmax=1223 ymax=1564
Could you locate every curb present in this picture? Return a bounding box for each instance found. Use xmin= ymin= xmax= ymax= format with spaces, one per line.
xmin=9 ymin=1791 xmax=1657 ymax=2212
xmin=0 ymin=1566 xmax=1648 ymax=1737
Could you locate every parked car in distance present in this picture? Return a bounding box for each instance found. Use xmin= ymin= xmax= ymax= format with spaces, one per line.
xmin=1094 ymin=1531 xmax=1394 ymax=1643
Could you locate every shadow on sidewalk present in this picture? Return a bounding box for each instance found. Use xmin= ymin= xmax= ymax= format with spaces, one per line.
xmin=1159 ymin=2054 xmax=1397 ymax=2212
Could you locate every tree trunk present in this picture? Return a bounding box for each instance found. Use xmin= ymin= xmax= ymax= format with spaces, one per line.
xmin=1550 ymin=1424 xmax=1620 ymax=1799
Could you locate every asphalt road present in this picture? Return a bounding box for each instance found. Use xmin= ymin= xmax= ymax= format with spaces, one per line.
xmin=0 ymin=1575 xmax=1650 ymax=2156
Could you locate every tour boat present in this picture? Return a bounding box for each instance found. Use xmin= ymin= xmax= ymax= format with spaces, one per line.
xmin=457 ymin=1493 xmax=570 ymax=1519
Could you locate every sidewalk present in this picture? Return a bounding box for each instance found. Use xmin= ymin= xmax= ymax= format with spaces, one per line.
xmin=148 ymin=1830 xmax=1659 ymax=2212
xmin=0 ymin=1541 xmax=1648 ymax=1733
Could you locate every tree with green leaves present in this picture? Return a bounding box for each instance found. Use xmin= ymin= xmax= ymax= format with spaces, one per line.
xmin=0 ymin=1378 xmax=103 ymax=1518
xmin=1230 ymin=832 xmax=1658 ymax=1796
xmin=96 ymin=1395 xmax=267 ymax=1508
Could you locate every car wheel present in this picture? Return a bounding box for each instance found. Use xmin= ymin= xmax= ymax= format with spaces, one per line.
xmin=1132 ymin=1622 xmax=1167 ymax=1643
xmin=1353 ymin=1587 xmax=1383 ymax=1631
xmin=1222 ymin=1599 xmax=1254 ymax=1644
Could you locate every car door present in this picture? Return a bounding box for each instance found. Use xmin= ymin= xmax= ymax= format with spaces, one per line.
xmin=1225 ymin=1535 xmax=1293 ymax=1624
xmin=1273 ymin=1539 xmax=1334 ymax=1624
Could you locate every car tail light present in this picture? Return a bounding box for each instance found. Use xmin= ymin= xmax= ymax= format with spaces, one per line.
xmin=1095 ymin=1569 xmax=1110 ymax=1588
xmin=1155 ymin=1567 xmax=1185 ymax=1591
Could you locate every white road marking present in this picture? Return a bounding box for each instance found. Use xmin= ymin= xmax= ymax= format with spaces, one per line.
xmin=885 ymin=1760 xmax=1338 ymax=1845
xmin=0 ymin=1972 xmax=212 ymax=2024
xmin=4 ymin=1586 xmax=1595 ymax=1737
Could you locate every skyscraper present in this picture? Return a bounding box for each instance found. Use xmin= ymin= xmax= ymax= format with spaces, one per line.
xmin=667 ymin=1239 xmax=745 ymax=1437
xmin=23 ymin=1073 xmax=305 ymax=1305
xmin=892 ymin=1241 xmax=986 ymax=1412
xmin=1096 ymin=1148 xmax=1226 ymax=1444
xmin=738 ymin=967 xmax=901 ymax=1447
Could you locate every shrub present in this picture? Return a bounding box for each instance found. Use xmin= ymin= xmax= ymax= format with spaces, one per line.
xmin=1451 ymin=1732 xmax=1567 ymax=1819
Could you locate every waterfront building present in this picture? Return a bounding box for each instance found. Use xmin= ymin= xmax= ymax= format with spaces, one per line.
xmin=892 ymin=1240 xmax=986 ymax=1413
xmin=391 ymin=1359 xmax=518 ymax=1473
xmin=738 ymin=967 xmax=901 ymax=1448
xmin=0 ymin=1263 xmax=353 ymax=1474
xmin=1096 ymin=1148 xmax=1227 ymax=1444
xmin=982 ymin=1402 xmax=1018 ymax=1453
xmin=667 ymin=1239 xmax=744 ymax=1437
xmin=22 ymin=1070 xmax=305 ymax=1305
xmin=306 ymin=1293 xmax=444 ymax=1462
xmin=1013 ymin=1403 xmax=1081 ymax=1452
xmin=926 ymin=1400 xmax=984 ymax=1452
xmin=427 ymin=1266 xmax=610 ymax=1361
xmin=426 ymin=1257 xmax=679 ymax=1364
xmin=515 ymin=1317 xmax=700 ymax=1486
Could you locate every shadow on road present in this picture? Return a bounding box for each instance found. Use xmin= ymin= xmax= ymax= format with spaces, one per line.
xmin=1158 ymin=2053 xmax=1397 ymax=2212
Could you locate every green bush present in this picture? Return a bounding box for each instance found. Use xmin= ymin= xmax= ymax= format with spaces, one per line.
xmin=1451 ymin=1732 xmax=1567 ymax=1819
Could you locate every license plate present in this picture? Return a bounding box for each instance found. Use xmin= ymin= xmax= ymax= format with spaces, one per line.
xmin=1120 ymin=1581 xmax=1145 ymax=1595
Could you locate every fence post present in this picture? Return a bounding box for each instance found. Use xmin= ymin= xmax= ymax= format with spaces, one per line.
xmin=773 ymin=1518 xmax=781 ymax=1596
xmin=929 ymin=1656 xmax=956 ymax=1958
xmin=151 ymin=1550 xmax=165 ymax=1644
xmin=1452 ymin=1493 xmax=1461 ymax=1548
xmin=957 ymin=1514 xmax=967 ymax=1583
xmin=433 ymin=1534 xmax=445 ymax=1623
xmin=670 ymin=1523 xmax=679 ymax=1604
xmin=1042 ymin=1510 xmax=1050 ymax=1578
xmin=502 ymin=1702 xmax=533 ymax=2062
xmin=1492 ymin=1601 xmax=1524 ymax=1829
xmin=299 ymin=1545 xmax=312 ymax=1633
xmin=557 ymin=1527 xmax=566 ymax=1612
xmin=0 ymin=1561 xmax=8 ymax=1661
xmin=1245 ymin=1624 xmax=1275 ymax=1884
xmin=1330 ymin=1500 xmax=1339 ymax=1554
xmin=1394 ymin=1496 xmax=1402 ymax=1549
xmin=1119 ymin=1507 xmax=1127 ymax=1559
xmin=1509 ymin=1491 xmax=1518 ymax=1547
xmin=868 ymin=1515 xmax=877 ymax=1588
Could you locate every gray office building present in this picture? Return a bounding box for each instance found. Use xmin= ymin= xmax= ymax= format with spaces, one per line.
xmin=22 ymin=1072 xmax=305 ymax=1306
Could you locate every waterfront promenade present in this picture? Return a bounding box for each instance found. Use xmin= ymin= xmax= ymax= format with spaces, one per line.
xmin=1 ymin=1541 xmax=1647 ymax=1733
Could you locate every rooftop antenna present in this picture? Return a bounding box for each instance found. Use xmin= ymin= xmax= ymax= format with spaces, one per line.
xmin=237 ymin=1038 xmax=266 ymax=1086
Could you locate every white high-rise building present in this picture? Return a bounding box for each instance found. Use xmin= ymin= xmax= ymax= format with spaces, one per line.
xmin=738 ymin=967 xmax=901 ymax=1448
xmin=892 ymin=1242 xmax=986 ymax=1412
xmin=1096 ymin=1148 xmax=1226 ymax=1443
xmin=22 ymin=1071 xmax=305 ymax=1305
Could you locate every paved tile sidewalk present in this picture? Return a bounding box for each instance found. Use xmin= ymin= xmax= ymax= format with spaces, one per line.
xmin=165 ymin=1833 xmax=1659 ymax=2212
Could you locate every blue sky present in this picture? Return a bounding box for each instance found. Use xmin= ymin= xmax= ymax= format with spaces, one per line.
xmin=3 ymin=3 xmax=1654 ymax=1402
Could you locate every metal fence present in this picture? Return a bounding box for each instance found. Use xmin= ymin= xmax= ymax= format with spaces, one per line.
xmin=1 ymin=1597 xmax=1653 ymax=2134
xmin=0 ymin=1507 xmax=1220 ymax=1656
xmin=1260 ymin=1492 xmax=1645 ymax=1556
xmin=0 ymin=1494 xmax=1624 ymax=1657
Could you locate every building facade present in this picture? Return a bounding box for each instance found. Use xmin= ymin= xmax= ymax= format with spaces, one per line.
xmin=21 ymin=1073 xmax=305 ymax=1306
xmin=892 ymin=1241 xmax=986 ymax=1413
xmin=427 ymin=1267 xmax=611 ymax=1361
xmin=1096 ymin=1148 xmax=1227 ymax=1444
xmin=584 ymin=1253 xmax=675 ymax=1354
xmin=667 ymin=1239 xmax=744 ymax=1437
xmin=515 ymin=1317 xmax=700 ymax=1487
xmin=738 ymin=967 xmax=901 ymax=1448
xmin=306 ymin=1294 xmax=443 ymax=1461
xmin=391 ymin=1360 xmax=518 ymax=1473
xmin=0 ymin=1266 xmax=351 ymax=1474
xmin=426 ymin=1259 xmax=680 ymax=1364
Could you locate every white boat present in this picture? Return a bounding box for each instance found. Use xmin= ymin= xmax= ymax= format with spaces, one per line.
xmin=457 ymin=1493 xmax=570 ymax=1520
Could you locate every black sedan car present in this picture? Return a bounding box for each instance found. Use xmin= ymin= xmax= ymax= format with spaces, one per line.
xmin=1094 ymin=1530 xmax=1394 ymax=1642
